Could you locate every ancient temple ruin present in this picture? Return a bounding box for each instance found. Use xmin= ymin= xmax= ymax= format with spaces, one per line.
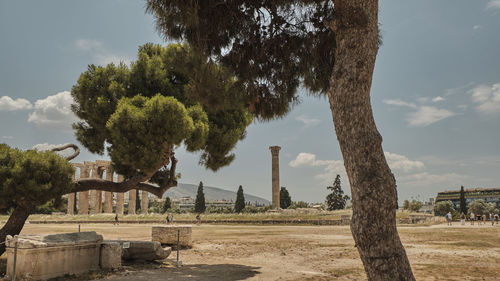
xmin=67 ymin=160 xmax=148 ymax=215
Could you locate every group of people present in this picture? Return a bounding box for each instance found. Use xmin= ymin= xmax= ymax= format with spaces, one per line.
xmin=165 ymin=213 xmax=202 ymax=225
xmin=446 ymin=211 xmax=500 ymax=226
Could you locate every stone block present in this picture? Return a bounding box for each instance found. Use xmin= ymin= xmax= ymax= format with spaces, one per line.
xmin=100 ymin=242 xmax=122 ymax=269
xmin=151 ymin=225 xmax=192 ymax=248
xmin=107 ymin=240 xmax=171 ymax=261
xmin=5 ymin=232 xmax=102 ymax=280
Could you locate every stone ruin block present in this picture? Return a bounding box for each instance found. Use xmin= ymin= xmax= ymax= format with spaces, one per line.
xmin=100 ymin=242 xmax=122 ymax=269
xmin=107 ymin=240 xmax=171 ymax=261
xmin=151 ymin=225 xmax=193 ymax=248
xmin=5 ymin=232 xmax=103 ymax=280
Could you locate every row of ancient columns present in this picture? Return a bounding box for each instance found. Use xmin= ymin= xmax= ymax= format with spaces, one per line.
xmin=67 ymin=160 xmax=149 ymax=215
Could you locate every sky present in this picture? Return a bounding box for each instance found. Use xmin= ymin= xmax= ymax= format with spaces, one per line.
xmin=1 ymin=0 xmax=500 ymax=204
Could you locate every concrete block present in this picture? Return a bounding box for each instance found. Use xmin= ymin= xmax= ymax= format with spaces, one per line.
xmin=151 ymin=225 xmax=192 ymax=248
xmin=100 ymin=242 xmax=122 ymax=269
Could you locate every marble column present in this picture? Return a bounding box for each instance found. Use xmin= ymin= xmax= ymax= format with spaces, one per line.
xmin=269 ymin=146 xmax=281 ymax=209
xmin=103 ymin=167 xmax=114 ymax=213
xmin=116 ymin=174 xmax=124 ymax=215
xmin=89 ymin=165 xmax=101 ymax=214
xmin=141 ymin=190 xmax=149 ymax=214
xmin=78 ymin=167 xmax=90 ymax=215
xmin=67 ymin=172 xmax=75 ymax=215
xmin=128 ymin=189 xmax=137 ymax=215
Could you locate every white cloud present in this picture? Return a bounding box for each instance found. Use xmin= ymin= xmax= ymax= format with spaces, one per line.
xmin=473 ymin=25 xmax=482 ymax=30
xmin=28 ymin=91 xmax=78 ymax=130
xmin=398 ymin=172 xmax=469 ymax=188
xmin=75 ymin=39 xmax=103 ymax=51
xmin=444 ymin=82 xmax=475 ymax=96
xmin=471 ymin=83 xmax=500 ymax=115
xmin=487 ymin=0 xmax=500 ymax=9
xmin=75 ymin=38 xmax=130 ymax=65
xmin=1 ymin=136 xmax=13 ymax=139
xmin=0 ymin=96 xmax=33 ymax=111
xmin=384 ymin=152 xmax=425 ymax=172
xmin=383 ymin=99 xmax=417 ymax=109
xmin=432 ymin=96 xmax=445 ymax=102
xmin=407 ymin=106 xmax=455 ymax=127
xmin=296 ymin=115 xmax=321 ymax=128
xmin=289 ymin=151 xmax=424 ymax=185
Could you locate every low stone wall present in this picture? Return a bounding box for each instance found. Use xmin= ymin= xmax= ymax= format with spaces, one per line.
xmin=152 ymin=225 xmax=192 ymax=248
xmin=5 ymin=232 xmax=102 ymax=280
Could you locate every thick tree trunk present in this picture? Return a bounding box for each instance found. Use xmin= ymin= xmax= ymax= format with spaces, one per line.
xmin=327 ymin=0 xmax=416 ymax=280
xmin=0 ymin=206 xmax=31 ymax=255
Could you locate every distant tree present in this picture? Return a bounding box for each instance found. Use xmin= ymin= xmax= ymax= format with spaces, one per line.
xmin=163 ymin=197 xmax=172 ymax=213
xmin=408 ymin=200 xmax=423 ymax=212
xmin=459 ymin=186 xmax=467 ymax=214
xmin=234 ymin=185 xmax=245 ymax=213
xmin=485 ymin=202 xmax=496 ymax=215
xmin=194 ymin=181 xmax=206 ymax=213
xmin=402 ymin=200 xmax=410 ymax=210
xmin=289 ymin=201 xmax=310 ymax=209
xmin=0 ymin=144 xmax=74 ymax=255
xmin=434 ymin=201 xmax=455 ymax=216
xmin=326 ymin=175 xmax=350 ymax=211
xmin=468 ymin=199 xmax=487 ymax=215
xmin=280 ymin=187 xmax=292 ymax=209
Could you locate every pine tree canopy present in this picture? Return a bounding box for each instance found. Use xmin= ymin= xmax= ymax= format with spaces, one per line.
xmin=145 ymin=1 xmax=335 ymax=120
xmin=0 ymin=144 xmax=74 ymax=212
xmin=71 ymin=43 xmax=253 ymax=177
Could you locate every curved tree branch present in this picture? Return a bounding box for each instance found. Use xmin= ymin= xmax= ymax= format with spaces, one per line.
xmin=51 ymin=143 xmax=80 ymax=161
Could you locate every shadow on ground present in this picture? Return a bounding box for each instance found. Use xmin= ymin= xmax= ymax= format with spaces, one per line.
xmin=100 ymin=264 xmax=261 ymax=281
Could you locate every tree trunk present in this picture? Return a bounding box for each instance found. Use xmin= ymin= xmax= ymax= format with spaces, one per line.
xmin=327 ymin=0 xmax=416 ymax=280
xmin=0 ymin=206 xmax=31 ymax=255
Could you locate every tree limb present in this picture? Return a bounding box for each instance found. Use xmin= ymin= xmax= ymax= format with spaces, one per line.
xmin=51 ymin=143 xmax=80 ymax=161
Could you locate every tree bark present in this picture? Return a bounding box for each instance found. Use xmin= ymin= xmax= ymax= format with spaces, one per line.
xmin=0 ymin=206 xmax=31 ymax=255
xmin=327 ymin=0 xmax=416 ymax=280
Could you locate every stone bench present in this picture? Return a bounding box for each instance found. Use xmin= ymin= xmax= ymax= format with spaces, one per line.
xmin=151 ymin=225 xmax=192 ymax=248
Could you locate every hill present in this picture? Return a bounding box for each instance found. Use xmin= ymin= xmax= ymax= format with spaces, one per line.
xmin=162 ymin=183 xmax=271 ymax=206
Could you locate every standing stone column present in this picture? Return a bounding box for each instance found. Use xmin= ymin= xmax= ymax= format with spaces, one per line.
xmin=116 ymin=175 xmax=125 ymax=215
xmin=103 ymin=167 xmax=114 ymax=213
xmin=269 ymin=146 xmax=281 ymax=209
xmin=141 ymin=190 xmax=149 ymax=214
xmin=128 ymin=189 xmax=137 ymax=215
xmin=78 ymin=167 xmax=90 ymax=215
xmin=67 ymin=172 xmax=76 ymax=215
xmin=89 ymin=165 xmax=101 ymax=214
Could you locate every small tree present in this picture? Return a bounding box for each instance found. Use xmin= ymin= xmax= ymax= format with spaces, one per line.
xmin=234 ymin=185 xmax=245 ymax=213
xmin=280 ymin=187 xmax=292 ymax=209
xmin=0 ymin=144 xmax=74 ymax=255
xmin=434 ymin=201 xmax=455 ymax=216
xmin=163 ymin=197 xmax=172 ymax=213
xmin=194 ymin=181 xmax=206 ymax=213
xmin=402 ymin=200 xmax=410 ymax=210
xmin=459 ymin=186 xmax=467 ymax=214
xmin=326 ymin=175 xmax=350 ymax=211
xmin=468 ymin=199 xmax=487 ymax=215
xmin=408 ymin=200 xmax=423 ymax=212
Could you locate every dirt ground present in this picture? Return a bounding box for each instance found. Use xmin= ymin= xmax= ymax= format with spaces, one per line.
xmin=4 ymin=222 xmax=500 ymax=280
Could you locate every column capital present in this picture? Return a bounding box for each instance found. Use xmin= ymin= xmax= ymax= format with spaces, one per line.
xmin=269 ymin=146 xmax=281 ymax=156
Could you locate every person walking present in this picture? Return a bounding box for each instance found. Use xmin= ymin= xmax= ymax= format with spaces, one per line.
xmin=470 ymin=212 xmax=475 ymax=225
xmin=460 ymin=212 xmax=466 ymax=225
xmin=446 ymin=212 xmax=452 ymax=226
xmin=494 ymin=213 xmax=499 ymax=225
xmin=114 ymin=214 xmax=119 ymax=225
xmin=166 ymin=213 xmax=171 ymax=224
xmin=196 ymin=213 xmax=201 ymax=225
xmin=490 ymin=213 xmax=495 ymax=226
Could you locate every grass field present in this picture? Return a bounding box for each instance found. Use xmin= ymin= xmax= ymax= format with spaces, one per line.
xmin=1 ymin=219 xmax=498 ymax=280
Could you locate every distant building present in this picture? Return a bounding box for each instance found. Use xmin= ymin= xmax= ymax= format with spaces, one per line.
xmin=172 ymin=197 xmax=235 ymax=210
xmin=435 ymin=188 xmax=500 ymax=208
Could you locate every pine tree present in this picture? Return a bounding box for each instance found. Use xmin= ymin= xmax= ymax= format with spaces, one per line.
xmin=280 ymin=187 xmax=292 ymax=209
xmin=326 ymin=175 xmax=350 ymax=211
xmin=459 ymin=186 xmax=467 ymax=214
xmin=194 ymin=181 xmax=206 ymax=213
xmin=234 ymin=185 xmax=245 ymax=213
xmin=163 ymin=197 xmax=172 ymax=213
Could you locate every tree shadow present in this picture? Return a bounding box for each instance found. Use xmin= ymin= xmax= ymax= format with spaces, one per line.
xmin=104 ymin=263 xmax=261 ymax=281
xmin=161 ymin=264 xmax=261 ymax=280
